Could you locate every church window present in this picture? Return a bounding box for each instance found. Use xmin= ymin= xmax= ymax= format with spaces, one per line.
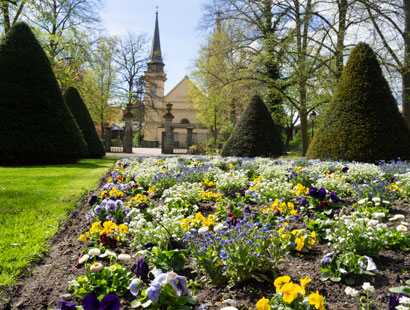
xmin=180 ymin=118 xmax=190 ymax=124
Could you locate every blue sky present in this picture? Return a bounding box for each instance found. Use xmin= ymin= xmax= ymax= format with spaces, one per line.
xmin=100 ymin=0 xmax=207 ymax=94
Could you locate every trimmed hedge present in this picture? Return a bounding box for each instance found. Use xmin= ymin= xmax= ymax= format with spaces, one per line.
xmin=64 ymin=87 xmax=105 ymax=158
xmin=0 ymin=22 xmax=87 ymax=165
xmin=221 ymin=94 xmax=283 ymax=157
xmin=306 ymin=42 xmax=410 ymax=163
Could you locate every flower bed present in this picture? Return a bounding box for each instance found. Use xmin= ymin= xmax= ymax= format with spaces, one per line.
xmin=56 ymin=157 xmax=409 ymax=309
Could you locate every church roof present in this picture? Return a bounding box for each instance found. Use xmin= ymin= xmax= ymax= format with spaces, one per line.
xmin=165 ymin=75 xmax=190 ymax=99
xmin=147 ymin=11 xmax=164 ymax=71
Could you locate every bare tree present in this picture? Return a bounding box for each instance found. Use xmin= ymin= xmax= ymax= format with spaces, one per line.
xmin=356 ymin=0 xmax=410 ymax=126
xmin=115 ymin=32 xmax=149 ymax=138
xmin=0 ymin=0 xmax=26 ymax=33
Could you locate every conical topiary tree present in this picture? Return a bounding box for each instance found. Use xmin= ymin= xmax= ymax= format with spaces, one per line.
xmin=64 ymin=87 xmax=105 ymax=158
xmin=307 ymin=42 xmax=410 ymax=163
xmin=0 ymin=22 xmax=87 ymax=165
xmin=221 ymin=94 xmax=283 ymax=157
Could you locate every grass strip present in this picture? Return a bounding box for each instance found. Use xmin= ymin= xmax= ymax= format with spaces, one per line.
xmin=0 ymin=158 xmax=117 ymax=287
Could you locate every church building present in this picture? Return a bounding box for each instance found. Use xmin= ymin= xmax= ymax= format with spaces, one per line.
xmin=142 ymin=12 xmax=208 ymax=147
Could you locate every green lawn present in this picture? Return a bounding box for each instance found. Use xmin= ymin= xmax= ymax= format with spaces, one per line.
xmin=0 ymin=158 xmax=117 ymax=287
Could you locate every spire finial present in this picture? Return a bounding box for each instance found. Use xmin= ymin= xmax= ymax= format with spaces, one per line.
xmin=147 ymin=7 xmax=164 ymax=73
xmin=155 ymin=6 xmax=159 ymax=14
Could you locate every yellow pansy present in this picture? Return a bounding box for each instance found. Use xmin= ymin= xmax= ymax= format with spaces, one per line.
xmin=274 ymin=275 xmax=291 ymax=292
xmin=309 ymin=291 xmax=325 ymax=310
xmin=255 ymin=297 xmax=270 ymax=310
xmin=281 ymin=282 xmax=302 ymax=303
xmin=102 ymin=221 xmax=117 ymax=234
xmin=295 ymin=236 xmax=305 ymax=251
xmin=90 ymin=221 xmax=102 ymax=233
xmin=78 ymin=235 xmax=87 ymax=242
xmin=300 ymin=276 xmax=311 ymax=296
xmin=118 ymin=224 xmax=129 ymax=234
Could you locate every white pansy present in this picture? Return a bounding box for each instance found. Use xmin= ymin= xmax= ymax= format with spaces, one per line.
xmin=373 ymin=212 xmax=385 ymax=219
xmin=78 ymin=254 xmax=90 ymax=264
xmin=198 ymin=226 xmax=209 ymax=233
xmin=88 ymin=248 xmax=101 ymax=257
xmin=362 ymin=282 xmax=374 ymax=292
xmin=345 ymin=286 xmax=359 ymax=297
xmin=399 ymin=296 xmax=410 ymax=305
xmin=214 ymin=223 xmax=227 ymax=231
xmin=118 ymin=254 xmax=132 ymax=262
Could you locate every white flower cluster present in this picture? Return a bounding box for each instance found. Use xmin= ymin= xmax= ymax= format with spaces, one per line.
xmin=162 ymin=182 xmax=203 ymax=206
xmin=216 ymin=170 xmax=249 ymax=194
xmin=345 ymin=163 xmax=383 ymax=183
xmin=253 ymin=179 xmax=295 ymax=202
xmin=325 ymin=213 xmax=390 ymax=254
xmin=129 ymin=203 xmax=192 ymax=249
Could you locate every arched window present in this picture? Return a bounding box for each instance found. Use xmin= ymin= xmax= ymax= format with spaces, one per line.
xmin=180 ymin=118 xmax=190 ymax=124
xmin=150 ymin=85 xmax=157 ymax=96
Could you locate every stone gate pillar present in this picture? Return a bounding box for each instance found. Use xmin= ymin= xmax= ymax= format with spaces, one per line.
xmin=104 ymin=124 xmax=112 ymax=153
xmin=187 ymin=128 xmax=193 ymax=148
xmin=162 ymin=103 xmax=174 ymax=154
xmin=123 ymin=103 xmax=134 ymax=153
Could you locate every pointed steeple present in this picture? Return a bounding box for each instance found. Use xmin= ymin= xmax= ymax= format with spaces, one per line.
xmin=147 ymin=10 xmax=164 ymax=73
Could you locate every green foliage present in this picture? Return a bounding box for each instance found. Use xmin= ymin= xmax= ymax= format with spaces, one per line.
xmin=221 ymin=95 xmax=283 ymax=157
xmin=69 ymin=263 xmax=134 ymax=299
xmin=0 ymin=158 xmax=116 ymax=286
xmin=0 ymin=22 xmax=87 ymax=165
xmin=307 ymin=42 xmax=410 ymax=163
xmin=64 ymin=86 xmax=105 ymax=158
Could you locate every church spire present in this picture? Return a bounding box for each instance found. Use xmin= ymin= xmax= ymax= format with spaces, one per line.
xmin=147 ymin=9 xmax=164 ymax=73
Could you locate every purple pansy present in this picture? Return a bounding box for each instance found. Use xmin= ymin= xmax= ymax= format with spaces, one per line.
xmin=134 ymin=258 xmax=149 ymax=282
xmin=330 ymin=192 xmax=341 ymax=203
xmin=58 ymin=301 xmax=76 ymax=310
xmin=321 ymin=251 xmax=335 ymax=268
xmin=82 ymin=294 xmax=120 ymax=310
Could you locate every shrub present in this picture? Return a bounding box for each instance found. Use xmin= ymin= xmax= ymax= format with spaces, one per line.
xmin=64 ymin=87 xmax=105 ymax=158
xmin=0 ymin=22 xmax=87 ymax=164
xmin=306 ymin=42 xmax=410 ymax=163
xmin=221 ymin=95 xmax=283 ymax=157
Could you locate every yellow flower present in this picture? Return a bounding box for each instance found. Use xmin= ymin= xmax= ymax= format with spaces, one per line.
xmin=255 ymin=297 xmax=270 ymax=310
xmin=78 ymin=234 xmax=87 ymax=242
xmin=90 ymin=221 xmax=102 ymax=233
xmin=274 ymin=275 xmax=291 ymax=293
xmin=180 ymin=218 xmax=190 ymax=230
xmin=281 ymin=282 xmax=302 ymax=303
xmin=102 ymin=221 xmax=117 ymax=234
xmin=118 ymin=224 xmax=129 ymax=234
xmin=309 ymin=291 xmax=325 ymax=310
xmin=194 ymin=212 xmax=205 ymax=222
xmin=295 ymin=236 xmax=305 ymax=251
xmin=310 ymin=231 xmax=318 ymax=242
xmin=85 ymin=232 xmax=91 ymax=238
xmin=300 ymin=276 xmax=312 ymax=296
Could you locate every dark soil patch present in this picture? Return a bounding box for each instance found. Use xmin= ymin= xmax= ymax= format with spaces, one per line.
xmin=1 ymin=171 xmax=409 ymax=310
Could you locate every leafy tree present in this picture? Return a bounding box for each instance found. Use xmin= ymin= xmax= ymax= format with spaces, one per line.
xmin=64 ymin=86 xmax=105 ymax=158
xmin=221 ymin=94 xmax=283 ymax=157
xmin=0 ymin=22 xmax=87 ymax=164
xmin=189 ymin=17 xmax=256 ymax=147
xmin=307 ymin=42 xmax=410 ymax=162
xmin=80 ymin=36 xmax=119 ymax=138
xmin=25 ymin=0 xmax=101 ymax=89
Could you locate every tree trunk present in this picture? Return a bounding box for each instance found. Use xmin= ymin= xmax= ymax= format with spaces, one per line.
xmin=285 ymin=124 xmax=294 ymax=149
xmin=1 ymin=1 xmax=10 ymax=33
xmin=335 ymin=0 xmax=348 ymax=81
xmin=403 ymin=0 xmax=410 ymax=127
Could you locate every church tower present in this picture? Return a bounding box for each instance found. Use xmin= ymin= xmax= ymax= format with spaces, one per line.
xmin=144 ymin=10 xmax=167 ymax=101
